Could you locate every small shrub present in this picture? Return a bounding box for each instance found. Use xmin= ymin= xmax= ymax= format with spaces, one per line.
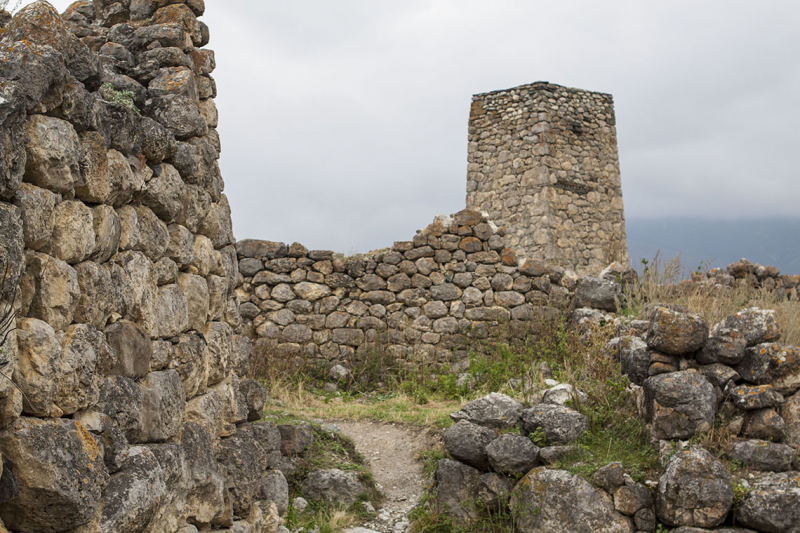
xmin=100 ymin=83 xmax=141 ymax=115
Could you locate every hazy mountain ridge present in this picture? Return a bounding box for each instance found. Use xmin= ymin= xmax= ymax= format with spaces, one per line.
xmin=626 ymin=217 xmax=800 ymax=274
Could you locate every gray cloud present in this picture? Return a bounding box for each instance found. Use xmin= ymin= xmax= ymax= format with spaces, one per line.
xmin=26 ymin=1 xmax=800 ymax=252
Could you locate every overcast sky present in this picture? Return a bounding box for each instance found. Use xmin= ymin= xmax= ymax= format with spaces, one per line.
xmin=28 ymin=1 xmax=800 ymax=254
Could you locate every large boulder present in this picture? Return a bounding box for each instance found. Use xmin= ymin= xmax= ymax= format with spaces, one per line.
xmin=56 ymin=323 xmax=109 ymax=415
xmin=510 ymin=467 xmax=633 ymax=533
xmin=655 ymin=447 xmax=733 ymax=528
xmin=614 ymin=336 xmax=650 ymax=386
xmin=449 ymin=392 xmax=523 ymax=430
xmin=735 ymin=471 xmax=800 ymax=533
xmin=443 ymin=420 xmax=497 ymax=471
xmin=216 ymin=428 xmax=268 ymax=516
xmin=520 ymin=404 xmax=589 ymax=445
xmin=698 ymin=324 xmax=746 ymax=365
xmin=784 ymin=390 xmax=800 ymax=451
xmin=24 ymin=115 xmax=80 ymax=195
xmin=431 ymin=458 xmax=480 ymax=526
xmin=180 ymin=422 xmax=227 ymax=526
xmin=105 ymin=320 xmax=152 ymax=379
xmin=646 ymin=307 xmax=708 ymax=355
xmin=644 ymin=370 xmax=716 ymax=440
xmin=96 ymin=375 xmax=144 ymax=443
xmin=302 ymin=469 xmax=366 ymax=507
xmin=0 ymin=417 xmax=107 ymax=532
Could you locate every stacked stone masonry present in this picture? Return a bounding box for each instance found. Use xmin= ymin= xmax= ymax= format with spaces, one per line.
xmin=236 ymin=210 xmax=577 ymax=368
xmin=466 ymin=82 xmax=628 ymax=275
xmin=0 ymin=2 xmax=290 ymax=532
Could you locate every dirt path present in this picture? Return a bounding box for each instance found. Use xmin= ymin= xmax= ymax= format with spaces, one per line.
xmin=330 ymin=421 xmax=435 ymax=533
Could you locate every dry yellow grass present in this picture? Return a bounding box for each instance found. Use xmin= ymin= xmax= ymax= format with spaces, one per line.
xmin=625 ymin=255 xmax=800 ymax=345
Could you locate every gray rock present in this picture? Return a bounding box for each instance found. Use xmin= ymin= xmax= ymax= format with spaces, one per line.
xmin=180 ymin=422 xmax=227 ymax=525
xmin=56 ymin=323 xmax=109 ymax=415
xmin=486 ymin=433 xmax=539 ymax=475
xmin=699 ymin=363 xmax=740 ymax=390
xmin=510 ymin=467 xmax=633 ymax=533
xmin=97 ymin=375 xmax=144 ymax=443
xmin=431 ymin=458 xmax=480 ymax=526
xmin=735 ymin=471 xmax=800 ymax=533
xmin=13 ymin=183 xmax=55 ymax=251
xmin=216 ymin=429 xmax=268 ymax=516
xmin=614 ymin=336 xmax=650 ymax=386
xmin=783 ymin=390 xmax=800 ymax=451
xmin=574 ymin=276 xmax=621 ymax=312
xmin=106 ymin=320 xmax=152 ymax=379
xmin=594 ymin=462 xmax=626 ymax=493
xmin=239 ymin=379 xmax=268 ymax=422
xmin=737 ymin=343 xmax=800 ymax=396
xmin=644 ymin=370 xmax=716 ymax=440
xmin=613 ymin=481 xmax=653 ymax=516
xmin=0 ymin=417 xmax=107 ymax=532
xmin=742 ymin=408 xmax=786 ymax=442
xmin=145 ymin=94 xmax=207 ymax=140
xmin=25 ymin=252 xmax=80 ymax=331
xmin=99 ymin=446 xmax=167 ymax=533
xmin=722 ymin=307 xmax=781 ymax=347
xmin=656 ymin=446 xmax=732 ymax=528
xmin=139 ymin=370 xmax=185 ymax=443
xmin=449 ymin=392 xmax=523 ymax=430
xmin=143 ymin=162 xmax=185 ymax=223
xmin=698 ymin=325 xmax=746 ymax=365
xmin=302 ymin=469 xmax=366 ymax=506
xmin=443 ymin=420 xmax=497 ymax=471
xmin=14 ymin=318 xmax=61 ymax=417
xmin=729 ymin=439 xmax=794 ymax=472
xmin=257 ymin=469 xmax=289 ymax=516
xmin=476 ymin=472 xmax=512 ymax=513
xmin=278 ymin=422 xmax=314 ymax=456
xmin=520 ymin=404 xmax=589 ymax=445
xmin=646 ymin=307 xmax=708 ymax=355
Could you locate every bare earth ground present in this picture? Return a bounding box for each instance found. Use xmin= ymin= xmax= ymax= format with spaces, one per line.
xmin=330 ymin=421 xmax=436 ymax=533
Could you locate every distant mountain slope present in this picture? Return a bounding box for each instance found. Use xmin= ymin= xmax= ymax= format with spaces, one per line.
xmin=625 ymin=218 xmax=800 ymax=275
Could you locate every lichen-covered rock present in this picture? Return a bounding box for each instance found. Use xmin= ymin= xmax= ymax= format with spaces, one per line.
xmin=784 ymin=390 xmax=800 ymax=451
xmin=722 ymin=307 xmax=781 ymax=347
xmin=520 ymin=404 xmax=589 ymax=445
xmin=302 ymin=469 xmax=366 ymax=507
xmin=240 ymin=379 xmax=268 ymax=421
xmin=14 ymin=318 xmax=61 ymax=417
xmin=173 ymin=331 xmax=209 ymax=399
xmin=0 ymin=40 xmax=67 ymax=114
xmin=0 ymin=417 xmax=107 ymax=532
xmin=91 ymin=205 xmax=122 ymax=263
xmin=646 ymin=307 xmax=708 ymax=355
xmin=510 ymin=467 xmax=634 ymax=533
xmin=430 ymin=458 xmax=480 ymax=526
xmin=742 ymin=408 xmax=786 ymax=442
xmin=0 ymin=81 xmax=27 ymax=200
xmin=655 ymin=447 xmax=733 ymax=528
xmin=257 ymin=469 xmax=289 ymax=516
xmin=449 ymin=392 xmax=523 ymax=430
xmin=216 ymin=428 xmax=268 ymax=515
xmin=735 ymin=471 xmax=800 ymax=532
xmin=737 ymin=343 xmax=800 ymax=396
xmin=729 ymin=384 xmax=785 ymax=410
xmin=644 ymin=370 xmax=716 ymax=440
xmin=613 ymin=481 xmax=653 ymax=516
xmin=24 ymin=115 xmax=79 ymax=196
xmin=443 ymin=420 xmax=497 ymax=471
xmin=179 ymin=272 xmax=210 ymax=331
xmin=729 ymin=439 xmax=794 ymax=472
xmin=594 ymin=462 xmax=626 ymax=493
xmin=154 ymin=283 xmax=190 ymax=338
xmin=486 ymin=433 xmax=539 ymax=475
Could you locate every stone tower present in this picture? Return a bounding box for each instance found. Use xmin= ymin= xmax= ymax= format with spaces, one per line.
xmin=466 ymin=82 xmax=628 ymax=274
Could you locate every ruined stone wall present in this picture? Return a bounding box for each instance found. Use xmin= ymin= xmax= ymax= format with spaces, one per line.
xmin=466 ymin=82 xmax=628 ymax=275
xmin=0 ymin=2 xmax=289 ymax=532
xmin=237 ymin=210 xmax=577 ymax=368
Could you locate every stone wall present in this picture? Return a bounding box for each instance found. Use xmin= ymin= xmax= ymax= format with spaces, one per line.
xmin=0 ymin=2 xmax=289 ymax=532
xmin=466 ymin=82 xmax=628 ymax=275
xmin=237 ymin=210 xmax=577 ymax=368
